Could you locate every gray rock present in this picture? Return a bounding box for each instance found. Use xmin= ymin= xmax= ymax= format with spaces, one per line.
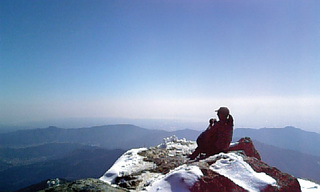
xmin=39 ymin=178 xmax=126 ymax=192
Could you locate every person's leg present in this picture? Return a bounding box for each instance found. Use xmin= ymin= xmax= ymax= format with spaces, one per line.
xmin=188 ymin=147 xmax=201 ymax=160
xmin=205 ymin=147 xmax=219 ymax=158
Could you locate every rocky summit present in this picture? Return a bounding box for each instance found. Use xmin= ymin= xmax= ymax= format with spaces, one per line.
xmin=99 ymin=136 xmax=302 ymax=192
xmin=41 ymin=136 xmax=319 ymax=192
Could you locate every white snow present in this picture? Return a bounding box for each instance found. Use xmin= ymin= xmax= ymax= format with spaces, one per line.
xmin=146 ymin=164 xmax=203 ymax=192
xmin=100 ymin=136 xmax=201 ymax=191
xmin=158 ymin=135 xmax=197 ymax=156
xmin=298 ymin=178 xmax=320 ymax=192
xmin=138 ymin=136 xmax=201 ymax=191
xmin=209 ymin=152 xmax=278 ymax=192
xmin=229 ymin=141 xmax=239 ymax=147
xmin=99 ymin=148 xmax=155 ymax=184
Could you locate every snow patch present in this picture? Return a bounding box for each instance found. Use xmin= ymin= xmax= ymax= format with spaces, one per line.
xmin=298 ymin=178 xmax=320 ymax=192
xmin=146 ymin=164 xmax=203 ymax=192
xmin=158 ymin=135 xmax=197 ymax=156
xmin=100 ymin=148 xmax=155 ymax=184
xmin=209 ymin=153 xmax=278 ymax=192
xmin=229 ymin=142 xmax=239 ymax=147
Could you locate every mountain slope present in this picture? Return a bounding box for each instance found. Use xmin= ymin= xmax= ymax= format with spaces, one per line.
xmin=0 ymin=143 xmax=87 ymax=169
xmin=0 ymin=147 xmax=125 ymax=192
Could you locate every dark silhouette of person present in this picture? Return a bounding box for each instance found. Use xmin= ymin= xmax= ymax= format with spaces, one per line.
xmin=189 ymin=107 xmax=234 ymax=160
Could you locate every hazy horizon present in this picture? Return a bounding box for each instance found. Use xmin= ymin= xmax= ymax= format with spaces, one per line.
xmin=1 ymin=117 xmax=320 ymax=135
xmin=1 ymin=1 xmax=319 ymax=132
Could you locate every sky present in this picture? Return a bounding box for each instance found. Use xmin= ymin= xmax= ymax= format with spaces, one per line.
xmin=1 ymin=0 xmax=319 ymax=131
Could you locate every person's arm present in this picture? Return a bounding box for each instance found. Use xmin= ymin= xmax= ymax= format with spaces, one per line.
xmin=227 ymin=115 xmax=234 ymax=126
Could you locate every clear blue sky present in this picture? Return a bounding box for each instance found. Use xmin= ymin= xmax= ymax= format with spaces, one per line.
xmin=1 ymin=0 xmax=319 ymax=131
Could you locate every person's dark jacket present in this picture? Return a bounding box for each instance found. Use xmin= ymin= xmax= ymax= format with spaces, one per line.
xmin=213 ymin=115 xmax=233 ymax=152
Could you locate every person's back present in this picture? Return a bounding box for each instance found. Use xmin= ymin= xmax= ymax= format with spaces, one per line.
xmin=212 ymin=114 xmax=233 ymax=154
xmin=189 ymin=107 xmax=234 ymax=160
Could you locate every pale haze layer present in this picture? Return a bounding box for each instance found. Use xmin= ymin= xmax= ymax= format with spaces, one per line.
xmin=1 ymin=0 xmax=319 ymax=132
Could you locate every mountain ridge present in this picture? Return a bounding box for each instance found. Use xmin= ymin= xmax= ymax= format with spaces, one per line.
xmin=0 ymin=124 xmax=199 ymax=149
xmin=233 ymin=126 xmax=320 ymax=157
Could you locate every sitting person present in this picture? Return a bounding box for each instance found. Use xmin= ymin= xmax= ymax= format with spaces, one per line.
xmin=189 ymin=107 xmax=234 ymax=160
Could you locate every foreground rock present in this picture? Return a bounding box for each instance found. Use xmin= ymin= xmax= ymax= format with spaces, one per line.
xmin=37 ymin=178 xmax=125 ymax=192
xmin=228 ymin=137 xmax=261 ymax=160
xmin=100 ymin=136 xmax=302 ymax=192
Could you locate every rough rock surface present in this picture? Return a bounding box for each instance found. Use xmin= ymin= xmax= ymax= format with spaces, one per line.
xmin=38 ymin=178 xmax=126 ymax=192
xmin=190 ymin=154 xmax=301 ymax=192
xmin=191 ymin=168 xmax=247 ymax=192
xmin=243 ymin=157 xmax=301 ymax=192
xmin=227 ymin=137 xmax=261 ymax=160
xmin=139 ymin=147 xmax=188 ymax=174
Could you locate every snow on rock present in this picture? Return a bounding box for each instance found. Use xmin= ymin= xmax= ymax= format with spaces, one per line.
xmin=146 ymin=165 xmax=203 ymax=192
xmin=99 ymin=136 xmax=197 ymax=191
xmin=100 ymin=136 xmax=303 ymax=192
xmin=158 ymin=135 xmax=197 ymax=156
xmin=100 ymin=148 xmax=155 ymax=185
xmin=209 ymin=153 xmax=278 ymax=192
xmin=298 ymin=179 xmax=320 ymax=192
xmin=228 ymin=137 xmax=261 ymax=160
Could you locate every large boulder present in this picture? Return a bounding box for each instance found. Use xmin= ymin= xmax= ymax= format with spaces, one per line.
xmin=227 ymin=137 xmax=301 ymax=191
xmin=228 ymin=137 xmax=261 ymax=160
xmin=243 ymin=156 xmax=301 ymax=192
xmin=191 ymin=153 xmax=301 ymax=192
xmin=191 ymin=168 xmax=247 ymax=192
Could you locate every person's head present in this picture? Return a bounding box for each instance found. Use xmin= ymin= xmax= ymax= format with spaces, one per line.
xmin=215 ymin=107 xmax=230 ymax=121
xmin=209 ymin=118 xmax=215 ymax=125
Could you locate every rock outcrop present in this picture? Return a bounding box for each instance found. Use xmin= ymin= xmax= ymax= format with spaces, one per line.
xmin=191 ymin=154 xmax=301 ymax=192
xmin=243 ymin=157 xmax=301 ymax=192
xmin=228 ymin=137 xmax=261 ymax=160
xmin=100 ymin=136 xmax=302 ymax=192
xmin=37 ymin=178 xmax=126 ymax=192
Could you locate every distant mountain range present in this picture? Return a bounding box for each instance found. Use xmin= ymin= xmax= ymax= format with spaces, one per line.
xmin=0 ymin=124 xmax=319 ymax=191
xmin=2 ymin=125 xmax=319 ymax=156
xmin=233 ymin=126 xmax=320 ymax=157
xmin=0 ymin=124 xmax=200 ymax=149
